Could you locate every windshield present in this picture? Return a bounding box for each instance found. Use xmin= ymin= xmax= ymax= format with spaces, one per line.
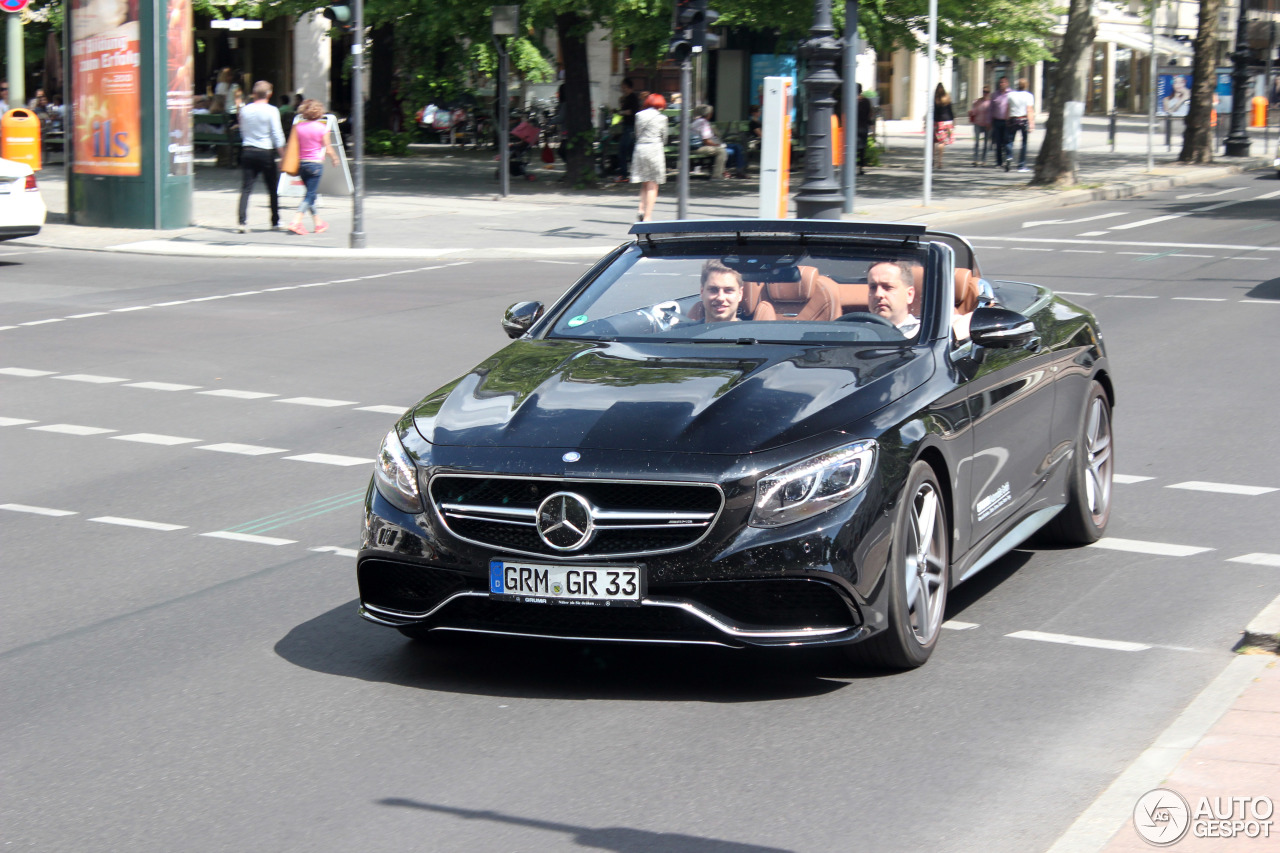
xmin=547 ymin=245 xmax=934 ymax=345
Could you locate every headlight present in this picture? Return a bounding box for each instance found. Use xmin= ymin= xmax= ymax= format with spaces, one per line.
xmin=373 ymin=428 xmax=423 ymax=514
xmin=750 ymin=440 xmax=877 ymax=528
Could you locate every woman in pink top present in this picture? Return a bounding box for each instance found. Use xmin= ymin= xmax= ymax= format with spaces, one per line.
xmin=288 ymin=100 xmax=339 ymax=235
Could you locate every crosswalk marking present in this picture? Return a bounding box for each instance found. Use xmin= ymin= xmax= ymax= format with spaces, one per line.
xmin=197 ymin=442 xmax=288 ymax=455
xmin=111 ymin=433 xmax=202 ymax=446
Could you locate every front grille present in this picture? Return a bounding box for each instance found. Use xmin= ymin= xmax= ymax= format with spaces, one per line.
xmin=429 ymin=475 xmax=724 ymax=559
xmin=358 ymin=559 xmax=472 ymax=615
xmin=433 ymin=596 xmax=723 ymax=642
xmin=673 ymin=579 xmax=857 ymax=629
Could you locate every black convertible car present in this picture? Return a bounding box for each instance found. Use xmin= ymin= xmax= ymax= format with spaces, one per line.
xmin=357 ymin=221 xmax=1114 ymax=668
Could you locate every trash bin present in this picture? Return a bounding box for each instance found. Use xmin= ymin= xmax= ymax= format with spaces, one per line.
xmin=1 ymin=109 xmax=42 ymax=171
xmin=1251 ymin=96 xmax=1269 ymax=129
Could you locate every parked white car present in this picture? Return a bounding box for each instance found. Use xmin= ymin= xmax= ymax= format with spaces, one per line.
xmin=0 ymin=156 xmax=46 ymax=241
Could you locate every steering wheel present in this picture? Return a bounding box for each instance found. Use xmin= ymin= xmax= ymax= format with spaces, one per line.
xmin=639 ymin=300 xmax=683 ymax=332
xmin=836 ymin=311 xmax=897 ymax=330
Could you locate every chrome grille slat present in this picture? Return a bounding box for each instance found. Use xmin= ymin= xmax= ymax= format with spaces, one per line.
xmin=429 ymin=474 xmax=724 ymax=560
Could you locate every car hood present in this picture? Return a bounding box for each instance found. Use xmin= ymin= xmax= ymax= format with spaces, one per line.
xmin=413 ymin=339 xmax=930 ymax=455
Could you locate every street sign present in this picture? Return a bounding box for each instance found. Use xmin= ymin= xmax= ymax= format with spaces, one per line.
xmin=210 ymin=17 xmax=262 ymax=31
xmin=0 ymin=0 xmax=31 ymax=13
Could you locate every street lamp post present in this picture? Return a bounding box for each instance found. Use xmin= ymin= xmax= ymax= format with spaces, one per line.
xmin=349 ymin=0 xmax=366 ymax=248
xmin=794 ymin=0 xmax=844 ymax=220
xmin=493 ymin=6 xmax=519 ymax=199
xmin=1225 ymin=0 xmax=1254 ymax=156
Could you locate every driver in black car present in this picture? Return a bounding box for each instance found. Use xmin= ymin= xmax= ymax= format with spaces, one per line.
xmin=868 ymin=259 xmax=921 ymax=337
xmin=699 ymin=260 xmax=744 ymax=322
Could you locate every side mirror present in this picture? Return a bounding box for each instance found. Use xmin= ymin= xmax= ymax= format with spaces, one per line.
xmin=502 ymin=301 xmax=544 ymax=339
xmin=969 ymin=307 xmax=1036 ymax=349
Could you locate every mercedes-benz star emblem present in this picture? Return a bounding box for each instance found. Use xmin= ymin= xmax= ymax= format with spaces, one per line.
xmin=536 ymin=492 xmax=595 ymax=551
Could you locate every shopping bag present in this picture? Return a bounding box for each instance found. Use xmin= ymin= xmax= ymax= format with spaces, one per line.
xmin=277 ymin=172 xmax=306 ymax=198
xmin=281 ymin=127 xmax=300 ymax=176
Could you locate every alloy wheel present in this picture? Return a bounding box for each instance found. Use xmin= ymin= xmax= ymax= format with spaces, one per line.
xmin=904 ymin=482 xmax=947 ymax=645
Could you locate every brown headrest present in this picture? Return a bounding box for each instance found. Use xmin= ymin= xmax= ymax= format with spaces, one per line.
xmin=765 ymin=277 xmax=813 ymax=303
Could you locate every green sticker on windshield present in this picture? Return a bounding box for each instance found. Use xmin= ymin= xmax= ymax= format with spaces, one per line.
xmin=567 ymin=314 xmax=589 ymax=327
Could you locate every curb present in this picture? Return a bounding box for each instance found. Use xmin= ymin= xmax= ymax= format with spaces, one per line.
xmin=91 ymin=240 xmax=621 ymax=261
xmin=1238 ymin=593 xmax=1280 ymax=654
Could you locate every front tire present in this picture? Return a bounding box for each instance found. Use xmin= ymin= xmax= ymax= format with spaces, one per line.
xmin=1045 ymin=381 xmax=1113 ymax=544
xmin=852 ymin=461 xmax=950 ymax=669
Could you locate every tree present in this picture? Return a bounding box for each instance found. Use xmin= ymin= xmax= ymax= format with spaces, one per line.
xmin=1179 ymin=0 xmax=1219 ymax=164
xmin=1030 ymin=0 xmax=1095 ymax=186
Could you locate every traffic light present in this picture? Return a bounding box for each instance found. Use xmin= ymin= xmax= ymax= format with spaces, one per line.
xmin=323 ymin=3 xmax=353 ymax=31
xmin=669 ymin=0 xmax=719 ymax=59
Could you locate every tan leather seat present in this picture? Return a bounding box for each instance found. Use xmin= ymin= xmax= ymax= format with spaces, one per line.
xmin=837 ymin=283 xmax=870 ymax=313
xmin=752 ymin=266 xmax=839 ymax=322
xmin=954 ymin=268 xmax=979 ymax=314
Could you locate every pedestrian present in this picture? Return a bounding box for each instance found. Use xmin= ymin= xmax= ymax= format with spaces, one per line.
xmin=989 ymin=77 xmax=1011 ymax=171
xmin=691 ymin=105 xmax=745 ymax=179
xmin=856 ymin=84 xmax=872 ymax=175
xmin=968 ymin=85 xmax=991 ymax=166
xmin=932 ymin=84 xmax=955 ymax=169
xmin=0 ymin=81 xmax=9 ymax=113
xmin=236 ymin=80 xmax=286 ymax=233
xmin=1007 ymin=78 xmax=1036 ymax=171
xmin=286 ymin=99 xmax=339 ymax=235
xmin=631 ymin=92 xmax=669 ymax=222
xmin=614 ymin=77 xmax=640 ymax=183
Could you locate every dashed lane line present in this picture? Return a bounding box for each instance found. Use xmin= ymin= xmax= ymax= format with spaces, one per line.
xmin=0 ymin=368 xmax=55 ymax=377
xmin=111 ymin=433 xmax=202 ymax=446
xmin=125 ymin=381 xmax=202 ymax=391
xmin=1168 ymin=481 xmax=1278 ymax=496
xmin=89 ymin=516 xmax=186 ymax=532
xmin=311 ymin=546 xmax=359 ymax=558
xmin=1228 ymin=554 xmax=1280 ymax=567
xmin=357 ymin=405 xmax=409 ymax=415
xmin=196 ymin=389 xmax=277 ymax=399
xmin=0 ymin=417 xmax=37 ymax=426
xmin=276 ymin=397 xmax=358 ymax=408
xmin=0 ymin=261 xmax=472 ymax=332
xmin=28 ymin=424 xmax=116 ymax=436
xmin=942 ymin=621 xmax=980 ymax=631
xmin=54 ymin=374 xmax=128 ymax=383
xmin=1006 ymin=630 xmax=1152 ymax=652
xmin=284 ymin=453 xmax=372 ymax=467
xmin=200 ymin=531 xmax=298 ymax=546
xmin=1089 ymin=538 xmax=1213 ymax=557
xmin=1113 ymin=475 xmax=1155 ymax=484
xmin=196 ymin=442 xmax=288 ymax=456
xmin=0 ymin=503 xmax=77 ymax=516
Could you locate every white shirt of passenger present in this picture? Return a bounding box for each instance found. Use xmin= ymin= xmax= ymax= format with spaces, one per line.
xmin=896 ymin=316 xmax=921 ymax=337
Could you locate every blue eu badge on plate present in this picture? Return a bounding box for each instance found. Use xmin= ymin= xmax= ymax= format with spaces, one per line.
xmin=489 ymin=560 xmax=505 ymax=594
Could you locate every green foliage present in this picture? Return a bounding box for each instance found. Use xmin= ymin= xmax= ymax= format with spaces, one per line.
xmin=364 ymin=129 xmax=413 ymax=156
xmin=863 ymin=134 xmax=882 ymax=167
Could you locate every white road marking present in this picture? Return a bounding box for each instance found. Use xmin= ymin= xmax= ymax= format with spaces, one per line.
xmin=1239 ymin=299 xmax=1280 ymax=303
xmin=1006 ymin=630 xmax=1151 ymax=652
xmin=111 ymin=433 xmax=202 ymax=446
xmin=1115 ymin=252 xmax=1153 ymax=256
xmin=942 ymin=620 xmax=980 ymax=630
xmin=1056 ymin=291 xmax=1097 ymax=296
xmin=1177 ymin=187 xmax=1242 ymax=200
xmin=1105 ymin=294 xmax=1157 ymax=298
xmin=1228 ymin=554 xmax=1280 ymax=567
xmin=1172 ymin=297 xmax=1225 ymax=302
xmin=1110 ymin=214 xmax=1186 ymax=231
xmin=275 ymin=396 xmax=357 ymax=408
xmin=1062 ymin=250 xmax=1104 ymax=254
xmin=1022 ymin=212 xmax=1126 ymax=229
xmin=0 ymin=367 xmax=57 ymax=377
xmin=1077 ymin=231 xmax=1109 ymax=237
xmin=310 ymin=546 xmax=359 ymax=558
xmin=356 ymin=405 xmax=406 ymax=415
xmin=284 ymin=453 xmax=371 ymax=467
xmin=228 ymin=291 xmax=262 ymax=297
xmin=1227 ymin=257 xmax=1267 ymax=261
xmin=197 ymin=389 xmax=277 ymax=399
xmin=263 ymin=286 xmax=299 ymax=292
xmin=979 ymin=236 xmax=1280 ymax=253
xmin=54 ymin=374 xmax=128 ymax=384
xmin=1255 ymin=189 xmax=1280 ymax=200
xmin=186 ymin=294 xmax=232 ymax=302
xmin=0 ymin=503 xmax=77 ymax=516
xmin=67 ymin=312 xmax=108 ymax=318
xmin=29 ymin=424 xmax=116 ymax=436
xmin=1167 ymin=481 xmax=1277 ymax=496
xmin=89 ymin=516 xmax=186 ymax=531
xmin=0 ymin=417 xmax=37 ymax=426
xmin=21 ymin=318 xmax=64 ymax=326
xmin=150 ymin=300 xmax=192 ymax=307
xmin=0 ymin=325 xmax=16 ymax=330
xmin=1170 ymin=254 xmax=1214 ymax=258
xmin=1113 ymin=475 xmax=1154 ymax=484
xmin=110 ymin=306 xmax=150 ymax=313
xmin=536 ymin=260 xmax=584 ymax=265
xmin=1009 ymin=247 xmax=1054 ymax=252
xmin=125 ymin=381 xmax=202 ymax=391
xmin=1089 ymin=537 xmax=1212 ymax=557
xmin=200 ymin=531 xmax=297 ymax=546
xmin=196 ymin=442 xmax=287 ymax=455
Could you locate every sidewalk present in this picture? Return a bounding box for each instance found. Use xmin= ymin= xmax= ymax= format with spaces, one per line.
xmin=15 ymin=115 xmax=1276 ymax=259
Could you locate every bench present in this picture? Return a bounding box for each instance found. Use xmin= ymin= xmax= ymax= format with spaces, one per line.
xmin=192 ymin=113 xmax=240 ymax=166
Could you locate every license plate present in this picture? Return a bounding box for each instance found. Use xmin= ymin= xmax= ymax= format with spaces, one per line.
xmin=488 ymin=560 xmax=643 ymax=606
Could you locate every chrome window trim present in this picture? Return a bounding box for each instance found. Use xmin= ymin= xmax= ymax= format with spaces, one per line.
xmin=428 ymin=473 xmax=726 ymax=561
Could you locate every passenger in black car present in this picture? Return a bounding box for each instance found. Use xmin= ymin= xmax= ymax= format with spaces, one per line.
xmin=699 ymin=259 xmax=744 ymax=323
xmin=868 ymin=260 xmax=921 ymax=337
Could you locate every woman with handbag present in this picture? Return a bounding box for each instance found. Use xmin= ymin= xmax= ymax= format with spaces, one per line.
xmin=286 ymin=100 xmax=339 ymax=235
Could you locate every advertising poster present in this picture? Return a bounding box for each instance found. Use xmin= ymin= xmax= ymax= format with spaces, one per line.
xmin=166 ymin=0 xmax=194 ymax=176
xmin=70 ymin=0 xmax=142 ymax=176
xmin=750 ymin=54 xmax=797 ymax=121
xmin=1216 ymin=70 xmax=1233 ymax=115
xmin=1156 ymin=71 xmax=1191 ymax=117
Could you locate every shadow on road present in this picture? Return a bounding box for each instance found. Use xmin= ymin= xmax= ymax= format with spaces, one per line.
xmin=274 ymin=600 xmax=889 ymax=702
xmin=1246 ymin=276 xmax=1280 ymax=301
xmin=377 ymin=798 xmax=795 ymax=853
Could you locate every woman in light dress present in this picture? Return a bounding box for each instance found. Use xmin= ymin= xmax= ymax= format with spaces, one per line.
xmin=630 ymin=93 xmax=670 ymax=222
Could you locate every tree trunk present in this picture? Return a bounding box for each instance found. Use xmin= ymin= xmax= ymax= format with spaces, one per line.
xmin=1030 ymin=0 xmax=1095 ymax=186
xmin=1179 ymin=0 xmax=1219 ymax=163
xmin=557 ymin=12 xmax=596 ymax=186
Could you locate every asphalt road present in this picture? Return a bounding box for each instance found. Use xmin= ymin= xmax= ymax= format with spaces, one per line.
xmin=1 ymin=171 xmax=1278 ymax=852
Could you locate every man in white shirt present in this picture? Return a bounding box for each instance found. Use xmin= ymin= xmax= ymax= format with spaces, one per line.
xmin=868 ymin=260 xmax=920 ymax=338
xmin=1006 ymin=78 xmax=1036 ymax=172
xmin=236 ymin=80 xmax=286 ymax=233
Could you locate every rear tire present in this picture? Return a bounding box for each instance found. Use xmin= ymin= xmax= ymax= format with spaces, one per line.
xmin=850 ymin=461 xmax=950 ymax=669
xmin=1045 ymin=381 xmax=1113 ymax=544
